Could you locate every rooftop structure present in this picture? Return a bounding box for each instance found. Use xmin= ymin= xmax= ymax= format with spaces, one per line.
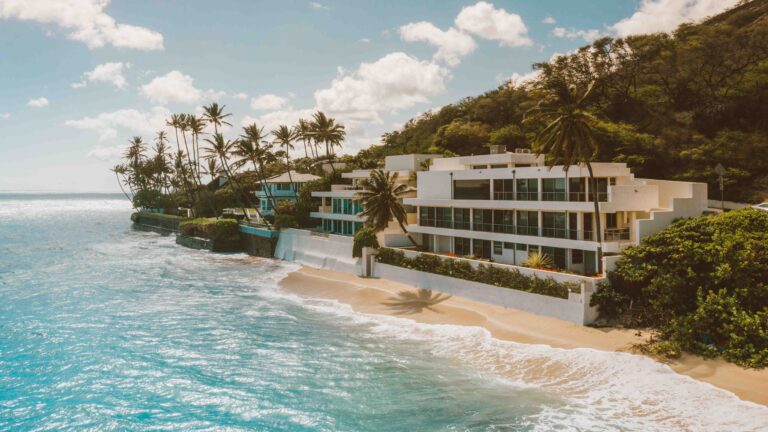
xmin=256 ymin=170 xmax=320 ymax=216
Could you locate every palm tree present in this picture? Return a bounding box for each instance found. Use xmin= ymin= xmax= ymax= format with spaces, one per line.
xmin=204 ymin=158 xmax=222 ymax=183
xmin=309 ymin=111 xmax=345 ymax=172
xmin=236 ymin=123 xmax=280 ymax=213
xmin=166 ymin=114 xmax=184 ymax=154
xmin=527 ymin=79 xmax=604 ymax=273
xmin=202 ymin=102 xmax=232 ymax=135
xmin=187 ymin=115 xmax=207 ymax=184
xmin=357 ymin=169 xmax=418 ymax=248
xmin=204 ymin=132 xmax=250 ymax=219
xmin=111 ymin=164 xmax=132 ymax=202
xmin=296 ymin=118 xmax=314 ymax=159
xmin=272 ymin=124 xmax=299 ymax=197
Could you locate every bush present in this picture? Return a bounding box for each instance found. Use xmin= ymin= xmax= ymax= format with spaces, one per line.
xmin=132 ymin=189 xmax=178 ymax=210
xmin=179 ymin=218 xmax=239 ymax=240
xmin=352 ymin=226 xmax=380 ymax=258
xmin=377 ymin=248 xmax=577 ymax=299
xmin=274 ymin=214 xmax=298 ymax=230
xmin=591 ymin=209 xmax=768 ymax=367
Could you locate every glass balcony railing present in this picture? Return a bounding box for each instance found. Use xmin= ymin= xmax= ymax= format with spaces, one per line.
xmin=515 ymin=192 xmax=539 ymax=201
xmin=541 ymin=192 xmax=567 ymax=201
xmin=604 ymin=228 xmax=631 ymax=241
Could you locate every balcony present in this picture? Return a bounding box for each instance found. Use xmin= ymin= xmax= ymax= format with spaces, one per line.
xmin=604 ymin=228 xmax=630 ymax=241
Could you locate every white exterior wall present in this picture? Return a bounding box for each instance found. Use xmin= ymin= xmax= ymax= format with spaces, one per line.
xmin=373 ymin=262 xmax=598 ymax=325
xmin=635 ymin=181 xmax=708 ymax=239
xmin=274 ymin=228 xmax=361 ymax=274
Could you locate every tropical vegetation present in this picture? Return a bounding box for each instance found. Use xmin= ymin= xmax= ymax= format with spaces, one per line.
xmin=591 ymin=209 xmax=768 ymax=367
xmin=357 ymin=169 xmax=418 ymax=247
xmin=377 ymin=248 xmax=579 ymax=299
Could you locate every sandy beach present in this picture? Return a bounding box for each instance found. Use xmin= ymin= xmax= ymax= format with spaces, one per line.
xmin=280 ymin=265 xmax=768 ymax=406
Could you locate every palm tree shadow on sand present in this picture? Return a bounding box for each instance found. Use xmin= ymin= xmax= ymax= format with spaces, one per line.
xmin=382 ymin=289 xmax=452 ymax=315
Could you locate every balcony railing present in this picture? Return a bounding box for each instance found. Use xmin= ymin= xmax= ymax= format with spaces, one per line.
xmin=492 ymin=191 xmax=515 ymax=200
xmin=604 ymin=228 xmax=630 ymax=241
xmin=541 ymin=192 xmax=567 ymax=201
xmin=516 ymin=191 xmax=539 ymax=201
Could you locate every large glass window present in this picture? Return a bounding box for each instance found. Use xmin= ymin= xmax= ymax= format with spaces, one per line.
xmin=473 ymin=239 xmax=492 ymax=259
xmin=569 ymin=178 xmax=586 ymax=202
xmin=542 ymin=212 xmax=567 ymax=238
xmin=493 ymin=241 xmax=503 ymax=255
xmin=454 ymin=180 xmax=490 ymax=200
xmin=516 ymin=178 xmax=538 ymax=201
xmin=472 ymin=209 xmax=493 ymax=232
xmin=493 ymin=210 xmax=515 ymax=234
xmin=584 ymin=213 xmax=594 ymax=241
xmin=353 ymin=200 xmax=363 ymax=214
xmin=435 ymin=207 xmax=453 ymax=228
xmin=453 ymin=208 xmax=470 ymax=230
xmin=454 ymin=237 xmax=471 ymax=256
xmin=419 ymin=207 xmax=435 ymax=227
xmin=542 ymin=178 xmax=566 ymax=201
xmin=588 ymin=178 xmax=611 ymax=202
xmin=493 ymin=179 xmax=515 ymax=200
xmin=516 ymin=211 xmax=539 ymax=236
xmin=542 ymin=246 xmax=567 ymax=270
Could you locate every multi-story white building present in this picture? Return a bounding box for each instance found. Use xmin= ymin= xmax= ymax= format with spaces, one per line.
xmin=311 ymin=154 xmax=436 ymax=241
xmin=404 ymin=146 xmax=708 ymax=275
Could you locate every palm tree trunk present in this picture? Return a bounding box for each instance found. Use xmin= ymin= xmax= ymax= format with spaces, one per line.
xmin=586 ymin=162 xmax=604 ymax=274
xmin=252 ymin=160 xmax=281 ymax=216
xmin=220 ymin=156 xmax=251 ymax=221
xmin=285 ymin=154 xmax=297 ymax=202
xmin=396 ymin=218 xmax=420 ymax=249
xmin=115 ymin=173 xmax=132 ymax=202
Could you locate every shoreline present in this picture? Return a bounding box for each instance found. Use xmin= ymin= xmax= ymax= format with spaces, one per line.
xmin=279 ymin=265 xmax=768 ymax=407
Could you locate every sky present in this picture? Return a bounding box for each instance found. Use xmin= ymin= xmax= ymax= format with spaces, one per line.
xmin=0 ymin=0 xmax=740 ymax=192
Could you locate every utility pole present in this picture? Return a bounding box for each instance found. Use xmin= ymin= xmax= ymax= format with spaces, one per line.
xmin=714 ymin=163 xmax=726 ymax=212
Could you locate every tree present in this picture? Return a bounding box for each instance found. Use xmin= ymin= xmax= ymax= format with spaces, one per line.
xmin=527 ymin=79 xmax=605 ymax=273
xmin=272 ymin=124 xmax=299 ymax=198
xmin=235 ymin=123 xmax=280 ymax=214
xmin=296 ymin=118 xmax=314 ymax=159
xmin=309 ymin=111 xmax=346 ymax=172
xmin=357 ymin=169 xmax=418 ymax=248
xmin=187 ymin=114 xmax=207 ymax=184
xmin=204 ymin=132 xmax=250 ymax=219
xmin=202 ymin=102 xmax=232 ymax=135
xmin=111 ymin=164 xmax=132 ymax=202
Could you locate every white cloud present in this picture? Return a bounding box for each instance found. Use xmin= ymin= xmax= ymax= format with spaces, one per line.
xmin=241 ymin=108 xmax=315 ymax=132
xmin=611 ymin=0 xmax=740 ymax=37
xmin=508 ymin=69 xmax=541 ymax=86
xmin=86 ymin=144 xmax=124 ymax=161
xmin=250 ymin=94 xmax=288 ymax=111
xmin=455 ymin=1 xmax=531 ymax=47
xmin=0 ymin=113 xmax=10 ymax=119
xmin=399 ymin=21 xmax=477 ymax=66
xmin=314 ymin=52 xmax=449 ymax=123
xmin=232 ymin=92 xmax=248 ymax=100
xmin=27 ymin=97 xmax=49 ymax=107
xmin=140 ymin=71 xmax=201 ymax=104
xmin=358 ymin=38 xmax=371 ymax=43
xmin=552 ymin=27 xmax=604 ymax=43
xmin=542 ymin=16 xmax=556 ymax=25
xmin=0 ymin=0 xmax=164 ymax=50
xmin=72 ymin=61 xmax=130 ymax=89
xmin=65 ymin=106 xmax=172 ymax=141
xmin=309 ymin=2 xmax=329 ymax=10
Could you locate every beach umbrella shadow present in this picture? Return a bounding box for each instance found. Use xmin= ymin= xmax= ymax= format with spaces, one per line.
xmin=382 ymin=288 xmax=451 ymax=315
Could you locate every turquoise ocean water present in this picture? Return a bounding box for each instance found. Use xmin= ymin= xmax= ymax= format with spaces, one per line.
xmin=0 ymin=194 xmax=766 ymax=431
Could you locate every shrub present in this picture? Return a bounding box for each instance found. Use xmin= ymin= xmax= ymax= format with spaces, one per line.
xmin=274 ymin=214 xmax=298 ymax=230
xmin=352 ymin=226 xmax=380 ymax=258
xmin=376 ymin=248 xmax=576 ymax=299
xmin=523 ymin=251 xmax=552 ymax=269
xmin=179 ymin=218 xmax=239 ymax=240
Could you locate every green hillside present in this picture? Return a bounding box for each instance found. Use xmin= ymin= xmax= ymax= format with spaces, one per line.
xmin=364 ymin=0 xmax=768 ymax=203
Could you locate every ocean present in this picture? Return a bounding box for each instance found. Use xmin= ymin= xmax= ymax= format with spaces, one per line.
xmin=0 ymin=194 xmax=766 ymax=431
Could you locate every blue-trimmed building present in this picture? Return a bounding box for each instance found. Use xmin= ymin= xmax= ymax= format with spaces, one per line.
xmin=255 ymin=171 xmax=320 ymax=216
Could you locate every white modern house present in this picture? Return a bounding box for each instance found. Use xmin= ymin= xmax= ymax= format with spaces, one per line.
xmin=403 ymin=146 xmax=708 ymax=275
xmin=255 ymin=171 xmax=320 ymax=216
xmin=311 ymin=154 xmax=437 ymax=243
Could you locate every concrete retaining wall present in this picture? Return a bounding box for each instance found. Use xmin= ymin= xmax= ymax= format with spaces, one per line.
xmin=374 ymin=263 xmax=595 ymax=325
xmin=274 ymin=228 xmax=361 ymax=274
xmin=133 ymin=212 xmax=187 ymax=233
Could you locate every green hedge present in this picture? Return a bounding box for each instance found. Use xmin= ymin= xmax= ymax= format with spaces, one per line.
xmin=179 ymin=218 xmax=240 ymax=240
xmin=377 ymin=248 xmax=579 ymax=299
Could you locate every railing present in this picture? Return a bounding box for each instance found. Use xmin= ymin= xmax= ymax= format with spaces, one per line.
xmin=541 ymin=192 xmax=567 ymax=201
xmin=516 ymin=192 xmax=539 ymax=201
xmin=604 ymin=228 xmax=630 ymax=241
xmin=492 ymin=191 xmax=515 ymax=200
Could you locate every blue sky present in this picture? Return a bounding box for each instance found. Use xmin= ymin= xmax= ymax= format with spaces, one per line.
xmin=0 ymin=0 xmax=738 ymax=192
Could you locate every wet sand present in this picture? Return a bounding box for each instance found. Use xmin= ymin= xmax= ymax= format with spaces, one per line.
xmin=279 ymin=265 xmax=768 ymax=406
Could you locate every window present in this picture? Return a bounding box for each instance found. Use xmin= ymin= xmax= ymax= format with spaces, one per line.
xmin=275 ymin=183 xmax=292 ymax=191
xmin=471 ymin=164 xmax=487 ymax=170
xmin=435 ymin=207 xmax=453 ymax=228
xmin=353 ymin=200 xmax=363 ymax=214
xmin=584 ymin=213 xmax=594 ymax=241
xmin=493 ymin=241 xmax=503 ymax=255
xmin=542 ymin=212 xmax=567 ymax=238
xmin=503 ymin=242 xmax=515 ymax=250
xmin=490 ymin=164 xmax=508 ymax=169
xmin=516 ymin=243 xmax=527 ymax=251
xmin=528 ymin=244 xmax=540 ymax=254
xmin=453 ymin=208 xmax=470 ymax=230
xmin=454 ymin=179 xmax=490 ymax=200
xmin=606 ymin=213 xmax=618 ymax=229
xmin=493 ymin=210 xmax=515 ymax=233
xmin=342 ymin=199 xmax=353 ymax=215
xmin=332 ymin=198 xmax=341 ymax=214
xmin=542 ymin=178 xmax=566 ymax=201
xmin=516 ymin=178 xmax=538 ymax=200
xmin=420 ymin=207 xmax=435 ymax=226
xmin=542 ymin=246 xmax=567 ymax=270
xmin=454 ymin=237 xmax=471 ymax=256
xmin=516 ymin=211 xmax=538 ymax=236
xmin=472 ymin=209 xmax=493 ymax=232
xmin=588 ymin=178 xmax=610 ymax=202
xmin=473 ymin=239 xmax=492 ymax=259
xmin=569 ymin=178 xmax=586 ymax=202
xmin=493 ymin=179 xmax=515 ymax=200
xmin=571 ymin=249 xmax=584 ymax=264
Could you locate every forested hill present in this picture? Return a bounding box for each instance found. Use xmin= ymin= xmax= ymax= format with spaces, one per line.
xmin=361 ymin=0 xmax=768 ymax=202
